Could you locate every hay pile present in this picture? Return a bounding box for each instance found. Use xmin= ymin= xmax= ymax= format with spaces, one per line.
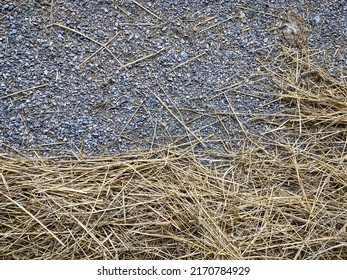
xmin=1 ymin=47 xmax=346 ymax=259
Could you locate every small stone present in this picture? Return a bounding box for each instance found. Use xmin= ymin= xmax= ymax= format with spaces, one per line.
xmin=180 ymin=51 xmax=188 ymax=60
xmin=314 ymin=15 xmax=321 ymax=25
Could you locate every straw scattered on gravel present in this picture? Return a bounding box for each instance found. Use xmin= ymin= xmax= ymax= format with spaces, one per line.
xmin=1 ymin=46 xmax=346 ymax=260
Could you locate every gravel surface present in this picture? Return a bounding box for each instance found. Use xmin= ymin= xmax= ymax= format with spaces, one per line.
xmin=1 ymin=0 xmax=346 ymax=156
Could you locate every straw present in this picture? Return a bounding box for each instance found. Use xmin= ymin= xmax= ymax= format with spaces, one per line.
xmin=1 ymin=46 xmax=346 ymax=259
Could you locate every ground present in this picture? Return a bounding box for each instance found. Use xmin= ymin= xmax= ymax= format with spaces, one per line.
xmin=1 ymin=0 xmax=346 ymax=156
xmin=0 ymin=0 xmax=346 ymax=260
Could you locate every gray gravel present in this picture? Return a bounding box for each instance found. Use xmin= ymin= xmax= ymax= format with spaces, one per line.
xmin=1 ymin=0 xmax=346 ymax=157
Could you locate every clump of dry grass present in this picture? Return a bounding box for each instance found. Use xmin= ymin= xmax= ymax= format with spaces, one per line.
xmin=266 ymin=47 xmax=347 ymax=132
xmin=1 ymin=47 xmax=346 ymax=259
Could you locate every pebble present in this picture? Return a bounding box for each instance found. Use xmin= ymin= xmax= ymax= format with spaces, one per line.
xmin=180 ymin=51 xmax=188 ymax=60
xmin=314 ymin=15 xmax=321 ymax=25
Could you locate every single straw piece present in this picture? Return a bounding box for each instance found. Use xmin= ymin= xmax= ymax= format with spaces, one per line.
xmin=121 ymin=48 xmax=165 ymax=69
xmin=2 ymin=83 xmax=49 ymax=99
xmin=132 ymin=0 xmax=161 ymax=20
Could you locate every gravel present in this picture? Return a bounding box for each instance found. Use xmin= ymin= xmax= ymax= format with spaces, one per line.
xmin=1 ymin=0 xmax=346 ymax=156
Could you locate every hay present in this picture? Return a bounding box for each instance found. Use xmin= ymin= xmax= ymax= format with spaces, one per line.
xmin=1 ymin=47 xmax=346 ymax=259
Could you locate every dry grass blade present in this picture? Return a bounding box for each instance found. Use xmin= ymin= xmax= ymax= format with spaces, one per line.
xmin=2 ymin=83 xmax=49 ymax=99
xmin=131 ymin=0 xmax=161 ymax=21
xmin=199 ymin=16 xmax=234 ymax=33
xmin=121 ymin=48 xmax=165 ymax=69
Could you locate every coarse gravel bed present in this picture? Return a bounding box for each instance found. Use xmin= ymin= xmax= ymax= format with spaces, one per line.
xmin=1 ymin=0 xmax=346 ymax=157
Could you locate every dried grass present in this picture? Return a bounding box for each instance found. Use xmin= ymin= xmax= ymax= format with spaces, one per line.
xmin=1 ymin=47 xmax=346 ymax=259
